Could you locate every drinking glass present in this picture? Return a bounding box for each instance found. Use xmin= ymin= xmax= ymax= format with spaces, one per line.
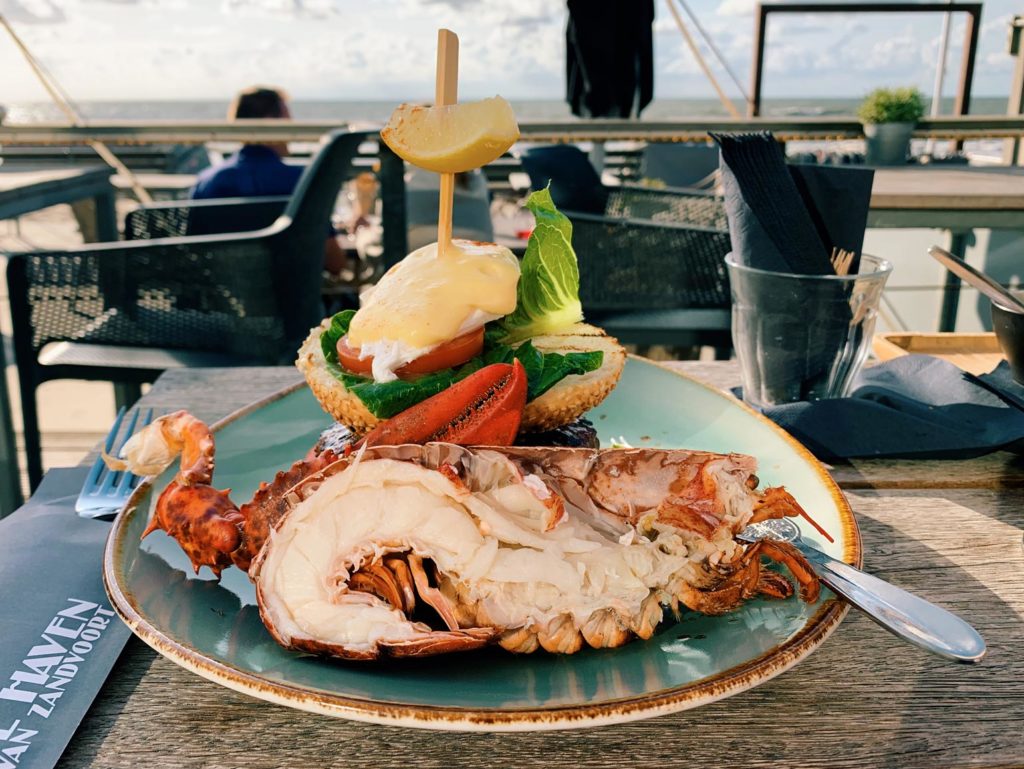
xmin=726 ymin=254 xmax=893 ymax=408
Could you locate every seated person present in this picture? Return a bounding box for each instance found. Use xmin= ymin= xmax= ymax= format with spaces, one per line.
xmin=191 ymin=86 xmax=349 ymax=275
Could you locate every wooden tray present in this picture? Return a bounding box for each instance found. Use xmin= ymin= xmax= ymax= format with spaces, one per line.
xmin=873 ymin=332 xmax=1005 ymax=375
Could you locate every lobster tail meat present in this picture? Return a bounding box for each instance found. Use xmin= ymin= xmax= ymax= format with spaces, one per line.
xmin=109 ymin=405 xmax=823 ymax=660
xmin=251 ymin=444 xmax=822 ymax=660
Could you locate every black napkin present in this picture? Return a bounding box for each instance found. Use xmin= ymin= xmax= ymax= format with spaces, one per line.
xmin=711 ymin=131 xmax=874 ymax=274
xmin=0 ymin=468 xmax=132 ymax=769
xmin=745 ymin=356 xmax=1024 ymax=460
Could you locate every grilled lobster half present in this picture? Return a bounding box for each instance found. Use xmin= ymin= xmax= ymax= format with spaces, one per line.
xmin=109 ymin=362 xmax=822 ymax=660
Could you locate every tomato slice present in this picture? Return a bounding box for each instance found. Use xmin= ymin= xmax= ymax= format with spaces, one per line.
xmin=336 ymin=327 xmax=485 ymax=378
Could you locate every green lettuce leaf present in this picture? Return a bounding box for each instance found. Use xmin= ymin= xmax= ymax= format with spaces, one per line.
xmin=523 ymin=344 xmax=603 ymax=401
xmin=498 ymin=187 xmax=584 ymax=344
xmin=481 ymin=340 xmax=602 ymax=402
xmin=317 ymin=312 xmax=603 ymax=419
xmin=321 ymin=309 xmax=356 ymax=366
xmin=339 ymin=361 xmax=484 ymax=419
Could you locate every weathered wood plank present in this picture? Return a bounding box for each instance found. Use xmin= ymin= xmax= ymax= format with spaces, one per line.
xmin=870 ymin=167 xmax=1024 ymax=212
xmin=58 ymin=486 xmax=1024 ymax=769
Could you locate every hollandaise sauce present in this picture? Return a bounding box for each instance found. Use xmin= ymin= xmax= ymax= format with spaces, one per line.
xmin=345 ymin=239 xmax=520 ymax=381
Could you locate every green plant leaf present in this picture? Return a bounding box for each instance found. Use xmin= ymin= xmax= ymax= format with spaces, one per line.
xmin=521 ymin=343 xmax=603 ymax=401
xmin=857 ymin=87 xmax=925 ymax=124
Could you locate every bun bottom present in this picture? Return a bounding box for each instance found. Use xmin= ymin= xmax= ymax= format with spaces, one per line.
xmin=295 ymin=322 xmax=626 ymax=435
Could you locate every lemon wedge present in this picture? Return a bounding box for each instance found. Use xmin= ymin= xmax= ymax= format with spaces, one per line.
xmin=380 ymin=96 xmax=520 ymax=173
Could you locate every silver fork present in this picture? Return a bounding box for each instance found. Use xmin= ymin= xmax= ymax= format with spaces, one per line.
xmin=75 ymin=406 xmax=154 ymax=519
xmin=737 ymin=518 xmax=986 ymax=663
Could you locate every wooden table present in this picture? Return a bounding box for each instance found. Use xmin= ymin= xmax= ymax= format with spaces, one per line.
xmin=58 ymin=362 xmax=1024 ymax=769
xmin=869 ymin=167 xmax=1024 ymax=226
xmin=868 ymin=166 xmax=1024 ymax=331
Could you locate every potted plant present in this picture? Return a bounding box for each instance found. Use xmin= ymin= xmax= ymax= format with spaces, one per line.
xmin=857 ymin=87 xmax=925 ymax=166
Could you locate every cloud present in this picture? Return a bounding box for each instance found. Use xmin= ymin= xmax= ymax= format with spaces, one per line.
xmin=419 ymin=0 xmax=476 ymax=8
xmin=715 ymin=0 xmax=755 ymax=18
xmin=219 ymin=0 xmax=341 ymax=19
xmin=0 ymin=0 xmax=65 ymax=23
xmin=2 ymin=0 xmax=1020 ymax=103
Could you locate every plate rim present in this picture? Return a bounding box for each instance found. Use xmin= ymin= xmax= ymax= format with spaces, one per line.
xmin=103 ymin=356 xmax=861 ymax=731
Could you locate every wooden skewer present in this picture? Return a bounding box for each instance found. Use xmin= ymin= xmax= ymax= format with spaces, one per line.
xmin=830 ymin=247 xmax=856 ymax=277
xmin=435 ymin=28 xmax=459 ymax=256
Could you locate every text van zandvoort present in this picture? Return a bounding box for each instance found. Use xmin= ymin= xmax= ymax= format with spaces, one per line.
xmin=0 ymin=598 xmax=117 ymax=768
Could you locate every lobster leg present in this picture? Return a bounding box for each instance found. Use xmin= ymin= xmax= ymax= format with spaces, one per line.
xmin=675 ymin=537 xmax=820 ymax=615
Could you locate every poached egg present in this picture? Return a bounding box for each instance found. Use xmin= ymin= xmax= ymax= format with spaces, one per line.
xmin=346 ymin=239 xmax=520 ymax=382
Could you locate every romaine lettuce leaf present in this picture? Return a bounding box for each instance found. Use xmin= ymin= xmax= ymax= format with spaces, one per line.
xmin=498 ymin=187 xmax=584 ymax=343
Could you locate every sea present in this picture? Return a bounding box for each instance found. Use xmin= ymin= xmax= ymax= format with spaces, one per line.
xmin=0 ymin=96 xmax=1010 ymax=124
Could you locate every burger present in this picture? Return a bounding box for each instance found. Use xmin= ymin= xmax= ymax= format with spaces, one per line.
xmin=296 ymin=188 xmax=626 ymax=448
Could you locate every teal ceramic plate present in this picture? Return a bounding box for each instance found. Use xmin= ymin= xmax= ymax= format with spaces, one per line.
xmin=104 ymin=357 xmax=860 ymax=731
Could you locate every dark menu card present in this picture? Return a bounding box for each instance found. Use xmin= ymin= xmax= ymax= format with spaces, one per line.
xmin=0 ymin=468 xmax=132 ymax=769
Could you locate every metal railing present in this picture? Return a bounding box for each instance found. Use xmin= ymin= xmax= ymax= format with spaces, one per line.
xmin=2 ymin=115 xmax=1024 ymax=146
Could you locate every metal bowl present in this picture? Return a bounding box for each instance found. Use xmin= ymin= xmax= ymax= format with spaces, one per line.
xmin=992 ymin=300 xmax=1024 ymax=385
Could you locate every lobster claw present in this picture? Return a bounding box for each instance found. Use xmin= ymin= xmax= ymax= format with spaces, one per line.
xmin=359 ymin=360 xmax=528 ymax=448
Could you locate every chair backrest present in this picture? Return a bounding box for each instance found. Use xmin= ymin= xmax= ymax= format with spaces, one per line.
xmin=0 ymin=339 xmax=22 ymax=516
xmin=279 ymin=129 xmax=368 ymax=239
xmin=186 ymin=197 xmax=289 ymax=237
xmin=519 ymin=145 xmax=608 ymax=214
xmin=6 ymin=131 xmax=375 ymax=376
xmin=269 ymin=129 xmax=372 ymax=346
xmin=640 ymin=142 xmax=720 ymax=188
xmin=604 ymin=186 xmax=729 ymax=230
xmin=124 ymin=196 xmax=290 ymax=240
xmin=7 ymin=237 xmax=290 ymax=365
xmin=568 ymin=212 xmax=731 ymax=311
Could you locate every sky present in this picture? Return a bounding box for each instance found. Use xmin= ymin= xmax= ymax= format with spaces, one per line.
xmin=0 ymin=0 xmax=1020 ymax=104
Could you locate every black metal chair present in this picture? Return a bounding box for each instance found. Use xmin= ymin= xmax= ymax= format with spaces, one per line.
xmin=520 ymin=144 xmax=732 ymax=349
xmin=519 ymin=144 xmax=610 ymax=214
xmin=124 ymin=195 xmax=291 ymax=239
xmin=6 ymin=130 xmax=384 ymax=490
xmin=639 ymin=142 xmax=721 ymax=189
xmin=569 ymin=211 xmax=732 ymax=348
xmin=0 ymin=337 xmax=22 ymax=516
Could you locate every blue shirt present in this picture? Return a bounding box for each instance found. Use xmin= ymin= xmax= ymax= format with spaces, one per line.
xmin=191 ymin=144 xmax=304 ymax=199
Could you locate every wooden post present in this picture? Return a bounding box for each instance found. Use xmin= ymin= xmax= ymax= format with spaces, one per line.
xmin=749 ymin=4 xmax=767 ymax=117
xmin=435 ymin=29 xmax=458 ymax=255
xmin=1003 ymin=15 xmax=1024 ymax=165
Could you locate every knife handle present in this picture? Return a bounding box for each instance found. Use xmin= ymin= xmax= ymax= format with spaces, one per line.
xmin=800 ymin=544 xmax=987 ymax=663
